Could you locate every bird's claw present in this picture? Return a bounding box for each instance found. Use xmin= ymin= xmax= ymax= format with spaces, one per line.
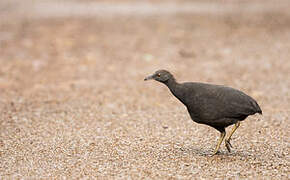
xmin=225 ymin=139 xmax=232 ymax=152
xmin=212 ymin=150 xmax=220 ymax=156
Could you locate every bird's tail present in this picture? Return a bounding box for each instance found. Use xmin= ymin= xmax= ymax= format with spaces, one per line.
xmin=252 ymin=100 xmax=262 ymax=115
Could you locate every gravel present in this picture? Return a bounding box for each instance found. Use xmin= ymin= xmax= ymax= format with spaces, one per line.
xmin=0 ymin=0 xmax=289 ymax=179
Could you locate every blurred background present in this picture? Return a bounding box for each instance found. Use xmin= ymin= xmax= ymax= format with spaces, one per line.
xmin=0 ymin=0 xmax=289 ymax=178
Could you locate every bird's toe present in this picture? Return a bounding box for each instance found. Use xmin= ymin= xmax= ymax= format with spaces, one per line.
xmin=212 ymin=150 xmax=221 ymax=155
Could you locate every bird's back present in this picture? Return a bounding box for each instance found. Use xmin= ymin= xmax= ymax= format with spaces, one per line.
xmin=170 ymin=82 xmax=262 ymax=124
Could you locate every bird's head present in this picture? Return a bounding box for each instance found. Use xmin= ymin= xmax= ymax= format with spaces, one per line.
xmin=144 ymin=70 xmax=174 ymax=83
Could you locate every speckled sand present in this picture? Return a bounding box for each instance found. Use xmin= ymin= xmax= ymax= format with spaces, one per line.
xmin=0 ymin=0 xmax=289 ymax=179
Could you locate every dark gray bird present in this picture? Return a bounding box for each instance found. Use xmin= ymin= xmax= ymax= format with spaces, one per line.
xmin=144 ymin=70 xmax=262 ymax=154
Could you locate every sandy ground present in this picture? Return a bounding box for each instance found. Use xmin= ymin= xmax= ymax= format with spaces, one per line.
xmin=0 ymin=0 xmax=289 ymax=179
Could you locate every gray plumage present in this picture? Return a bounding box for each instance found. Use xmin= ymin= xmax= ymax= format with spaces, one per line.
xmin=170 ymin=81 xmax=261 ymax=132
xmin=145 ymin=69 xmax=262 ymax=154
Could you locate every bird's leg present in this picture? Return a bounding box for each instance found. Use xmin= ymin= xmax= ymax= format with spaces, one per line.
xmin=213 ymin=131 xmax=226 ymax=155
xmin=225 ymin=121 xmax=240 ymax=152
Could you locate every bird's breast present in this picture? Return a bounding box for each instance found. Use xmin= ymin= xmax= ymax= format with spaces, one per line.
xmin=188 ymin=111 xmax=206 ymax=124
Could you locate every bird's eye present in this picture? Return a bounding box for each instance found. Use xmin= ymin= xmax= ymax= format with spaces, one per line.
xmin=157 ymin=73 xmax=161 ymax=77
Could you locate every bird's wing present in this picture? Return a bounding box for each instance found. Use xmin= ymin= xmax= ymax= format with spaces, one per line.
xmin=188 ymin=85 xmax=259 ymax=120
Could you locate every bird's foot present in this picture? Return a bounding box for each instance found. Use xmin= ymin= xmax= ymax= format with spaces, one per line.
xmin=225 ymin=139 xmax=233 ymax=152
xmin=212 ymin=149 xmax=221 ymax=155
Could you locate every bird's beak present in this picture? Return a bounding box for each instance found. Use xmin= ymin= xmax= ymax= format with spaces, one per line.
xmin=144 ymin=74 xmax=154 ymax=81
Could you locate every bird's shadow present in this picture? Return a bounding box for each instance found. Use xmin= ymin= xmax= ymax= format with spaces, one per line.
xmin=171 ymin=145 xmax=256 ymax=159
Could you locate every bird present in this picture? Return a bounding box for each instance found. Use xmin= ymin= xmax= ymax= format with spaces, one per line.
xmin=144 ymin=69 xmax=262 ymax=155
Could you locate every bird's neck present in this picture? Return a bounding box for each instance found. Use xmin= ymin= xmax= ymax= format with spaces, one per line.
xmin=164 ymin=77 xmax=177 ymax=88
xmin=164 ymin=78 xmax=181 ymax=97
xmin=164 ymin=78 xmax=187 ymax=106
